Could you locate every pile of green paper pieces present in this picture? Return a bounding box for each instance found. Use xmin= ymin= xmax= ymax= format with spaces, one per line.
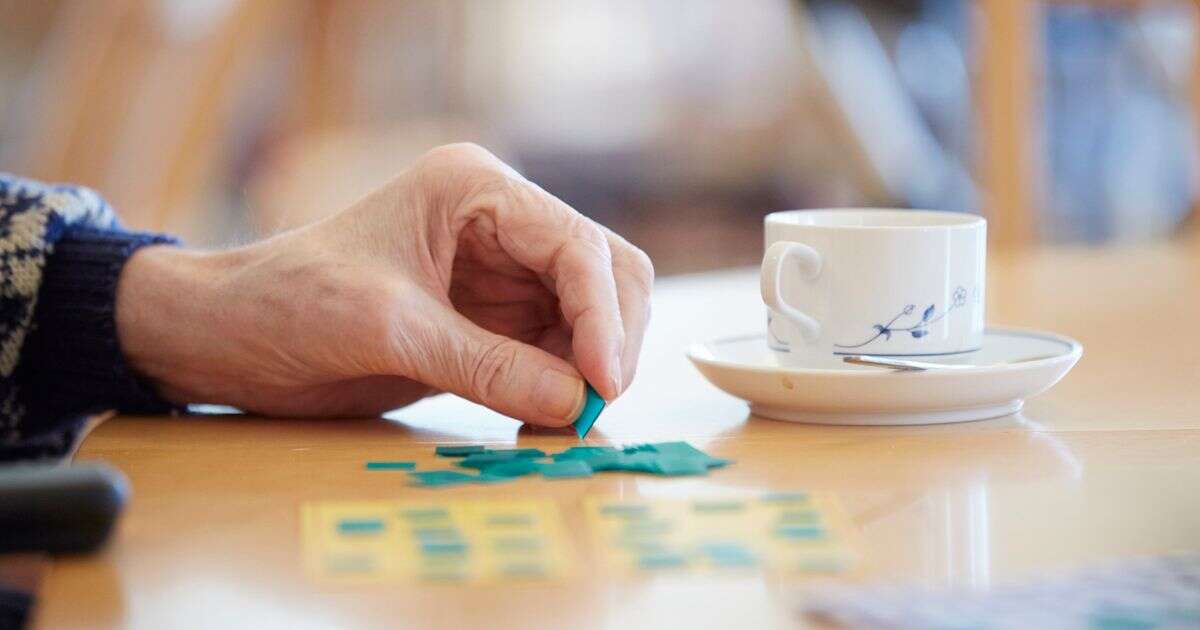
xmin=401 ymin=442 xmax=730 ymax=487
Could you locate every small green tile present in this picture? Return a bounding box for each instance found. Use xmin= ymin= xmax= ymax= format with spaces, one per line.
xmin=700 ymin=542 xmax=758 ymax=567
xmin=420 ymin=541 xmax=468 ymax=555
xmin=692 ymin=500 xmax=746 ymax=513
xmin=336 ymin=518 xmax=385 ymax=534
xmin=491 ymin=536 xmax=544 ymax=553
xmin=552 ymin=446 xmax=618 ymax=461
xmin=434 ymin=445 xmax=486 ymax=457
xmin=636 ymin=552 xmax=687 ymax=570
xmin=486 ymin=448 xmax=546 ymax=458
xmin=652 ymin=457 xmax=710 ymax=476
xmin=499 ymin=563 xmax=548 ymax=578
xmin=539 ymin=460 xmax=594 ymax=479
xmin=457 ymin=452 xmax=523 ymax=469
xmin=409 ymin=470 xmax=478 ymax=487
xmin=761 ymin=492 xmax=809 ymax=504
xmin=485 ymin=514 xmax=535 ymax=527
xmin=364 ymin=461 xmax=416 ymax=470
xmin=774 ymin=525 xmax=826 ymax=540
xmin=777 ymin=510 xmax=822 ymax=525
xmin=476 ymin=458 xmax=540 ymax=478
xmin=599 ymin=503 xmax=649 ymax=518
xmin=572 ymin=383 xmax=606 ymax=438
xmin=612 ymin=452 xmax=661 ymax=473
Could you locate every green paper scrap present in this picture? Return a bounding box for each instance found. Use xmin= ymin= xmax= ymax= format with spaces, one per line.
xmin=553 ymin=446 xmax=618 ymax=461
xmin=457 ymin=452 xmax=526 ymax=469
xmin=486 ymin=448 xmax=546 ymax=458
xmin=491 ymin=536 xmax=543 ymax=552
xmin=692 ymin=500 xmax=746 ymax=513
xmin=473 ymin=473 xmax=512 ymax=484
xmin=457 ymin=449 xmax=547 ymax=469
xmin=420 ymin=541 xmax=468 ymax=555
xmin=336 ymin=518 xmax=385 ymax=535
xmin=599 ymin=503 xmax=650 ymax=518
xmin=476 ymin=458 xmax=540 ymax=478
xmin=774 ymin=525 xmax=826 ymax=540
xmin=485 ymin=514 xmax=534 ymax=527
xmin=406 ymin=440 xmax=733 ymax=488
xmin=639 ymin=442 xmax=732 ymax=469
xmin=434 ymin=445 xmax=486 ymax=457
xmin=364 ymin=461 xmax=416 ymax=470
xmin=538 ymin=460 xmax=594 ymax=479
xmin=636 ymin=551 xmax=687 ymax=570
xmin=572 ymin=383 xmax=606 ymax=439
xmin=652 ymin=457 xmax=710 ymax=476
xmin=777 ymin=510 xmax=822 ymax=525
xmin=761 ymin=492 xmax=809 ymax=504
xmin=409 ymin=470 xmax=479 ymax=487
xmin=612 ymin=452 xmax=661 ymax=473
xmin=701 ymin=542 xmax=758 ymax=567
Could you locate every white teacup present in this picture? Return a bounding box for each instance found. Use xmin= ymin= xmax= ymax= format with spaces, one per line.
xmin=762 ymin=209 xmax=986 ymax=365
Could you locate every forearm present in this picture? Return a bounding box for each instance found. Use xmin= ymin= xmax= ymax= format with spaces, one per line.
xmin=5 ymin=227 xmax=178 ymax=459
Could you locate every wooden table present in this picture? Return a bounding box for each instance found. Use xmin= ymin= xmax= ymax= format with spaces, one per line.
xmin=33 ymin=238 xmax=1200 ymax=629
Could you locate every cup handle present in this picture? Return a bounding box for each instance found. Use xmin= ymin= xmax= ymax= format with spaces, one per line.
xmin=761 ymin=241 xmax=822 ymax=342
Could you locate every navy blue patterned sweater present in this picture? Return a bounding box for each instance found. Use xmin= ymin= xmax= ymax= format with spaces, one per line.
xmin=0 ymin=174 xmax=177 ymax=461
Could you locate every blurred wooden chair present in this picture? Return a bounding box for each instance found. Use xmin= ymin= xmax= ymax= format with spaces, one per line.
xmin=976 ymin=0 xmax=1200 ymax=248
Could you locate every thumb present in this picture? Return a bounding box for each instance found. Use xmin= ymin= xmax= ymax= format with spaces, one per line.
xmin=396 ymin=303 xmax=587 ymax=427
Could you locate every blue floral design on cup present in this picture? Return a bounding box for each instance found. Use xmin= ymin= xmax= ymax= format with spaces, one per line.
xmin=834 ymin=286 xmax=970 ymax=350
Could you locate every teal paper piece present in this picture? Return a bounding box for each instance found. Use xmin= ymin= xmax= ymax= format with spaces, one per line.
xmin=645 ymin=442 xmax=731 ymax=468
xmin=409 ymin=470 xmax=478 ymax=486
xmin=572 ymin=383 xmax=606 ymax=439
xmin=774 ymin=525 xmax=826 ymax=540
xmin=652 ymin=457 xmax=709 ymax=476
xmin=553 ymin=446 xmax=618 ymax=461
xmin=701 ymin=542 xmax=758 ymax=567
xmin=612 ymin=452 xmax=660 ymax=473
xmin=337 ymin=518 xmax=385 ymax=534
xmin=692 ymin=500 xmax=746 ymax=513
xmin=364 ymin=461 xmax=416 ymax=470
xmin=486 ymin=448 xmax=546 ymax=458
xmin=761 ymin=492 xmax=810 ymax=503
xmin=539 ymin=460 xmax=594 ymax=479
xmin=457 ymin=452 xmax=524 ymax=469
xmin=434 ymin=445 xmax=486 ymax=457
xmin=636 ymin=552 xmax=687 ymax=570
xmin=476 ymin=458 xmax=540 ymax=478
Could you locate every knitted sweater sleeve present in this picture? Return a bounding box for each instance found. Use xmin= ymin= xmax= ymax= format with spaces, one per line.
xmin=0 ymin=174 xmax=179 ymax=461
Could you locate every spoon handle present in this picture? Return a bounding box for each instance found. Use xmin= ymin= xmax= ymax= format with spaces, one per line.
xmin=841 ymin=355 xmax=973 ymax=371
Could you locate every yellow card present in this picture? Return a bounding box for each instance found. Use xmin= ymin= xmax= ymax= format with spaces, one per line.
xmin=583 ymin=492 xmax=855 ymax=576
xmin=302 ymin=499 xmax=574 ymax=584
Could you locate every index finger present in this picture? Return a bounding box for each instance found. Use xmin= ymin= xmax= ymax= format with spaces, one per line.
xmin=450 ymin=150 xmax=625 ymax=400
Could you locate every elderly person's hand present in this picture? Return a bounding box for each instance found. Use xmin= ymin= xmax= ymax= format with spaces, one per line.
xmin=115 ymin=144 xmax=653 ymax=425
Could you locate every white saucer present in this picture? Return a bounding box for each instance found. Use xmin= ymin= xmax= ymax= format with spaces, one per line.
xmin=687 ymin=327 xmax=1082 ymax=425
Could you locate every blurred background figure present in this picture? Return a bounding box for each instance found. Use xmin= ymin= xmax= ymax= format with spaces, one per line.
xmin=1 ymin=0 xmax=1196 ymax=274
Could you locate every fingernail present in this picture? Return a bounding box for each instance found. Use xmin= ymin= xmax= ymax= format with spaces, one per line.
xmin=535 ymin=369 xmax=586 ymax=421
xmin=609 ymin=352 xmax=623 ymax=397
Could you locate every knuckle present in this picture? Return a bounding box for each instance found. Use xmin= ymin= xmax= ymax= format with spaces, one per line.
xmin=467 ymin=338 xmax=520 ymax=403
xmin=571 ymin=222 xmax=612 ymax=260
xmin=424 ymin=142 xmax=493 ymax=166
xmin=629 ymin=246 xmax=655 ymax=292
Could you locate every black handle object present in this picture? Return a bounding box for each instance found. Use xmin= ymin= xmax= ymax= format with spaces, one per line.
xmin=0 ymin=463 xmax=129 ymax=554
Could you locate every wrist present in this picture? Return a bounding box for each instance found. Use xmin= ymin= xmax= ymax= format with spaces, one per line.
xmin=115 ymin=246 xmax=234 ymax=405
